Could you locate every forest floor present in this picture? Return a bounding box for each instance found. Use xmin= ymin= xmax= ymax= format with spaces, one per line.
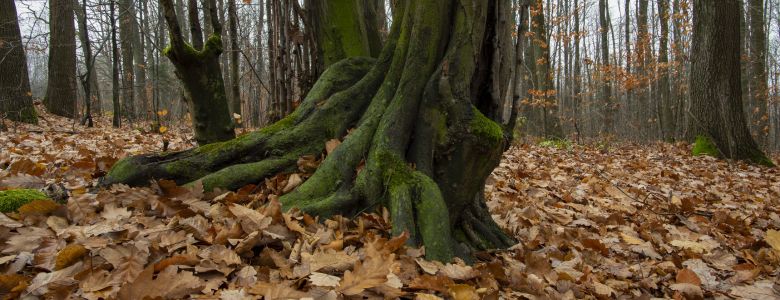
xmin=0 ymin=109 xmax=779 ymax=299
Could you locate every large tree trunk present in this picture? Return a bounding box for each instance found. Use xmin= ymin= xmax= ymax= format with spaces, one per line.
xmin=161 ymin=0 xmax=235 ymax=145
xmin=45 ymin=0 xmax=78 ymax=118
xmin=0 ymin=0 xmax=38 ymax=124
xmin=104 ymin=0 xmax=517 ymax=261
xmin=307 ymin=0 xmax=383 ymax=73
xmin=689 ymin=0 xmax=773 ymax=166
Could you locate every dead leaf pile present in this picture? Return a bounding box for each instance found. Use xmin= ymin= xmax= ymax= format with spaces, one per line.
xmin=0 ymin=109 xmax=778 ymax=299
xmin=487 ymin=143 xmax=780 ymax=299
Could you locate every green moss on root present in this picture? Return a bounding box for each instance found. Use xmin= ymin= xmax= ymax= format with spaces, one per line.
xmin=692 ymin=135 xmax=719 ymax=157
xmin=19 ymin=107 xmax=38 ymax=124
xmin=748 ymin=151 xmax=776 ymax=167
xmin=104 ymin=158 xmax=141 ymax=184
xmin=259 ymin=110 xmax=299 ymax=135
xmin=0 ymin=189 xmax=49 ymax=213
xmin=413 ymin=173 xmax=455 ymax=262
xmin=195 ymin=157 xmax=296 ymax=191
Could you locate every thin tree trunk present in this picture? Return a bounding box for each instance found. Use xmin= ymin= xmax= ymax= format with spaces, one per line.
xmin=111 ymin=0 xmax=122 ymax=128
xmin=636 ymin=0 xmax=650 ymax=138
xmin=599 ymin=0 xmax=613 ymax=134
xmin=131 ymin=0 xmax=148 ymax=120
xmin=573 ymin=0 xmax=582 ymax=134
xmin=228 ymin=0 xmax=241 ymax=120
xmin=73 ymin=0 xmax=102 ymax=118
xmin=658 ymin=0 xmax=673 ymax=140
xmin=748 ymin=0 xmax=769 ymax=146
xmin=76 ymin=0 xmax=94 ymax=127
xmin=625 ymin=0 xmax=632 ymax=130
xmin=530 ymin=0 xmax=562 ymax=138
xmin=119 ymin=0 xmax=136 ymax=121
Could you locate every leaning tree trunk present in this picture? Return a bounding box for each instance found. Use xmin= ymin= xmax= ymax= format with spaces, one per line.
xmin=0 ymin=0 xmax=38 ymax=124
xmin=689 ymin=0 xmax=774 ymax=167
xmin=161 ymin=0 xmax=235 ymax=145
xmin=104 ymin=0 xmax=517 ymax=262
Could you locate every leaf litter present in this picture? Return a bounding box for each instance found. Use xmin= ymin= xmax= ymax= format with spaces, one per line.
xmin=0 ymin=112 xmax=779 ymax=299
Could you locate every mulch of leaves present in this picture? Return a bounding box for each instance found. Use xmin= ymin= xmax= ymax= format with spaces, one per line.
xmin=0 ymin=111 xmax=779 ymax=299
xmin=487 ymin=143 xmax=780 ymax=299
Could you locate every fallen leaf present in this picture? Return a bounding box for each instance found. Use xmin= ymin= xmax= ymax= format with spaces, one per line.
xmin=309 ymin=272 xmax=341 ymax=287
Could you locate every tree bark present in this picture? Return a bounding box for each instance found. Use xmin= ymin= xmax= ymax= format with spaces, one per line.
xmin=0 ymin=0 xmax=37 ymax=124
xmin=636 ymin=0 xmax=650 ymax=137
xmin=573 ymin=0 xmax=582 ymax=133
xmin=307 ymin=0 xmax=383 ymax=72
xmin=119 ymin=0 xmax=136 ymax=121
xmin=624 ymin=0 xmax=632 ymax=129
xmin=748 ymin=0 xmax=769 ymax=146
xmin=131 ymin=0 xmax=148 ymax=120
xmin=689 ymin=0 xmax=773 ymax=166
xmin=161 ymin=0 xmax=235 ymax=145
xmin=658 ymin=0 xmax=673 ymax=140
xmin=111 ymin=0 xmax=122 ymax=128
xmin=599 ymin=0 xmax=613 ymax=134
xmin=76 ymin=0 xmax=94 ymax=127
xmin=73 ymin=0 xmax=102 ymax=118
xmin=46 ymin=0 xmax=78 ymax=118
xmin=227 ymin=0 xmax=241 ymax=120
xmin=525 ymin=0 xmax=563 ymax=138
xmin=105 ymin=0 xmax=518 ymax=261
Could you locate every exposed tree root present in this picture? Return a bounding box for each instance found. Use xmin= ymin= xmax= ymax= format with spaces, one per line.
xmin=103 ymin=0 xmax=517 ymax=261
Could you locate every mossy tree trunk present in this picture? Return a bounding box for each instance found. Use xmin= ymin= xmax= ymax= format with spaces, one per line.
xmin=161 ymin=0 xmax=235 ymax=145
xmin=689 ymin=0 xmax=774 ymax=167
xmin=105 ymin=0 xmax=518 ymax=262
xmin=306 ymin=0 xmax=383 ymax=74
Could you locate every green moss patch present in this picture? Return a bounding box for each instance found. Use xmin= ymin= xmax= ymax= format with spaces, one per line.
xmin=0 ymin=189 xmax=49 ymax=213
xmin=692 ymin=135 xmax=719 ymax=157
xmin=470 ymin=106 xmax=503 ymax=143
xmin=538 ymin=138 xmax=572 ymax=150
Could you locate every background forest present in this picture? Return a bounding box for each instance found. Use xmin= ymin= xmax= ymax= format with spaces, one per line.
xmin=5 ymin=0 xmax=780 ymax=150
xmin=1 ymin=0 xmax=780 ymax=299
